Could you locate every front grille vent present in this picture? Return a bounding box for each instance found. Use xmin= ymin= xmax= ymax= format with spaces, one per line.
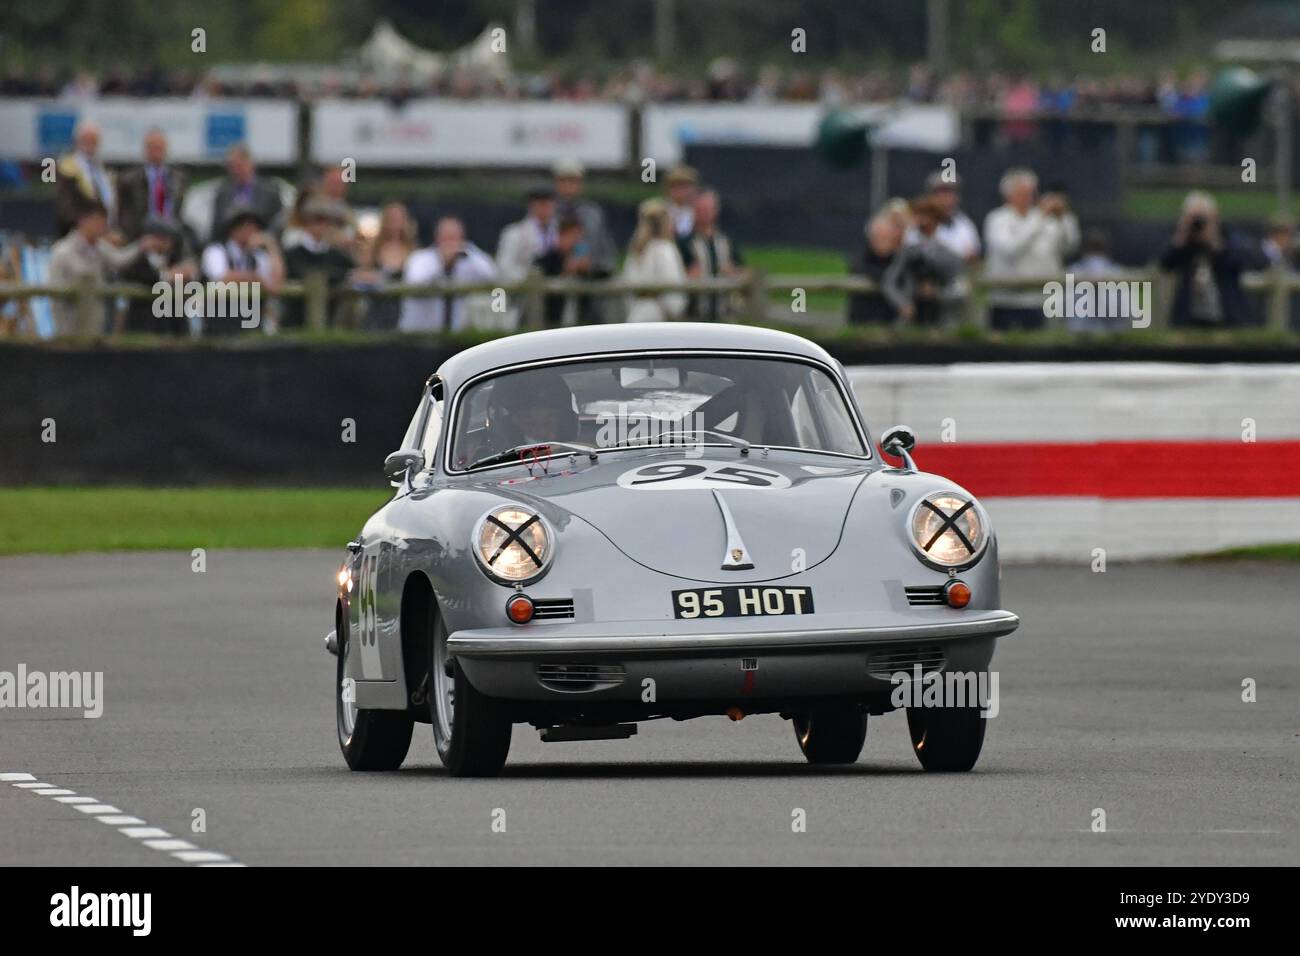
xmin=904 ymin=585 xmax=946 ymax=606
xmin=531 ymin=598 xmax=575 ymax=620
xmin=866 ymin=646 xmax=947 ymax=680
xmin=536 ymin=663 xmax=626 ymax=692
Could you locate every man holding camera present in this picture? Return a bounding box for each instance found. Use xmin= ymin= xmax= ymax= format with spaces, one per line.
xmin=1160 ymin=191 xmax=1265 ymax=328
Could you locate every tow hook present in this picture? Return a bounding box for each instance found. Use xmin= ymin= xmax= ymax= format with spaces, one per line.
xmin=725 ymin=707 xmax=745 ymax=721
xmin=410 ymin=673 xmax=429 ymax=707
xmin=325 ymin=629 xmax=339 ymax=656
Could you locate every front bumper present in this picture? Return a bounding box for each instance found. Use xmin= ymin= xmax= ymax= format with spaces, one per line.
xmin=448 ymin=609 xmax=1017 ymax=705
xmin=447 ymin=608 xmax=1019 ymax=659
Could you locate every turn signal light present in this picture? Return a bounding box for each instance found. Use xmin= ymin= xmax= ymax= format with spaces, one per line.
xmin=943 ymin=580 xmax=972 ymax=609
xmin=506 ymin=594 xmax=535 ymax=624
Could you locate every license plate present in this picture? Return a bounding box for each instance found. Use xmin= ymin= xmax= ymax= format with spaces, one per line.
xmin=672 ymin=586 xmax=814 ymax=619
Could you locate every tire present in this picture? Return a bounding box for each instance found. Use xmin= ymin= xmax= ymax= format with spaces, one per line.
xmin=793 ymin=703 xmax=868 ymax=764
xmin=430 ymin=608 xmax=512 ymax=777
xmin=906 ymin=704 xmax=986 ymax=772
xmin=337 ymin=627 xmax=414 ymax=771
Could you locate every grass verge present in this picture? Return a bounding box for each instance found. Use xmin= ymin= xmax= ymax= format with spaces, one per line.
xmin=1182 ymin=542 xmax=1300 ymax=562
xmin=0 ymin=487 xmax=389 ymax=555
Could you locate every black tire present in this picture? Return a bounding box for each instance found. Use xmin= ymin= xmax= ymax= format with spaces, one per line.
xmin=793 ymin=703 xmax=868 ymax=764
xmin=906 ymin=704 xmax=986 ymax=771
xmin=430 ymin=611 xmax=512 ymax=777
xmin=336 ymin=628 xmax=414 ymax=771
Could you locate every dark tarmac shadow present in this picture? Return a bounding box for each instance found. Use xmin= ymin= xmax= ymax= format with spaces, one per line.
xmin=387 ymin=760 xmax=1025 ymax=780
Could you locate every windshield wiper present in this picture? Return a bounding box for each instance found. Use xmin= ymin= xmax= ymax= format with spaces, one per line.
xmin=604 ymin=430 xmax=752 ymax=455
xmin=468 ymin=441 xmax=599 ymax=471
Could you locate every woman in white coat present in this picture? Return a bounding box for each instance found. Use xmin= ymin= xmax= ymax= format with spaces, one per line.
xmin=622 ymin=199 xmax=687 ymax=323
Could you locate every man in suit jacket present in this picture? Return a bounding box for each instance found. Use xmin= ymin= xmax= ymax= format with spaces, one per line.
xmin=55 ymin=121 xmax=115 ymax=237
xmin=116 ymin=129 xmax=187 ymax=243
xmin=209 ymin=142 xmax=282 ymax=245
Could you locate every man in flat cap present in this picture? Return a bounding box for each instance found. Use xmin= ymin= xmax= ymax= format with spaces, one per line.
xmin=282 ymin=197 xmax=356 ymax=329
xmin=47 ymin=201 xmax=160 ymax=335
xmin=200 ymin=205 xmax=283 ymax=334
xmin=905 ymin=170 xmax=981 ymax=263
xmin=118 ymin=217 xmax=197 ymax=335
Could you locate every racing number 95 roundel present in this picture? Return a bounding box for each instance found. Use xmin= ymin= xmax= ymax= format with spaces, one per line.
xmin=616 ymin=460 xmax=792 ymax=491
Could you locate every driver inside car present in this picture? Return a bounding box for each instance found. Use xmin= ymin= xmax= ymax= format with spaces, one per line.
xmin=467 ymin=370 xmax=580 ymax=465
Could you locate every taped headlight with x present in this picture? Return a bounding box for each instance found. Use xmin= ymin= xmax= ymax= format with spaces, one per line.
xmin=911 ymin=494 xmax=984 ymax=566
xmin=477 ymin=508 xmax=550 ymax=581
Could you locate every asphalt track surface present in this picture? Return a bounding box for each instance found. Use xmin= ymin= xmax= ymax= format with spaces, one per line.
xmin=1 ymin=550 xmax=1296 ymax=866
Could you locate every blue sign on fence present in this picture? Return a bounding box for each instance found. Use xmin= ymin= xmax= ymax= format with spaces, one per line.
xmin=205 ymin=112 xmax=247 ymax=157
xmin=38 ymin=112 xmax=78 ymax=154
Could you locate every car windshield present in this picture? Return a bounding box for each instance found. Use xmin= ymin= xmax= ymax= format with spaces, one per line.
xmin=449 ymin=355 xmax=866 ymax=471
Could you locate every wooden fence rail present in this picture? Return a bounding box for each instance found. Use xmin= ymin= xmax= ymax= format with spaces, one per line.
xmin=3 ymin=266 xmax=1300 ymax=334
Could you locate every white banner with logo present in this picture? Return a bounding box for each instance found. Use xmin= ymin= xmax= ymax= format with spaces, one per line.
xmin=310 ymin=99 xmax=628 ymax=168
xmin=0 ymin=98 xmax=297 ymax=164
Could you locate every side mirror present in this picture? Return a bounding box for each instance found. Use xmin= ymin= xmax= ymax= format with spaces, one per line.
xmin=384 ymin=448 xmax=425 ymax=482
xmin=879 ymin=424 xmax=917 ymax=471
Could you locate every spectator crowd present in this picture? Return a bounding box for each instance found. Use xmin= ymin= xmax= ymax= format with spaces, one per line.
xmin=1 ymin=122 xmax=757 ymax=337
xmin=846 ymin=166 xmax=1295 ymax=331
xmin=3 ymin=105 xmax=1298 ymax=338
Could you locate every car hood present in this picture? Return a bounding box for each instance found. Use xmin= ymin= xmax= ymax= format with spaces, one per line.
xmin=469 ymin=451 xmax=873 ymax=583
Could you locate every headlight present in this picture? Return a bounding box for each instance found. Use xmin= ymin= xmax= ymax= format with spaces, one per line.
xmin=908 ymin=491 xmax=987 ymax=568
xmin=474 ymin=507 xmax=553 ymax=583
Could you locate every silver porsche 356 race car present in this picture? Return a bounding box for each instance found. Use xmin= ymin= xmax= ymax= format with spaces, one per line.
xmin=326 ymin=323 xmax=1018 ymax=776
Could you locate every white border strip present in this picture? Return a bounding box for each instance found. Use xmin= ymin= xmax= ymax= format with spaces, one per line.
xmin=848 ymin=363 xmax=1300 ymax=443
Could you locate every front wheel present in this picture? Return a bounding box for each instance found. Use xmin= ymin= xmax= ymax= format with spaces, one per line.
xmin=337 ymin=627 xmax=414 ymax=771
xmin=906 ymin=704 xmax=986 ymax=771
xmin=430 ymin=609 xmax=512 ymax=777
xmin=793 ymin=704 xmax=868 ymax=764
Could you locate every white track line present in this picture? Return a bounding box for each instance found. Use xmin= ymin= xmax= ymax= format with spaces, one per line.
xmin=4 ymin=770 xmax=244 ymax=866
xmin=120 ymin=826 xmax=169 ymax=838
xmin=143 ymin=838 xmax=197 ymax=851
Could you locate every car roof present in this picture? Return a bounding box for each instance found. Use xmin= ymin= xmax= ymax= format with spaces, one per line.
xmin=435 ymin=323 xmax=840 ymax=395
